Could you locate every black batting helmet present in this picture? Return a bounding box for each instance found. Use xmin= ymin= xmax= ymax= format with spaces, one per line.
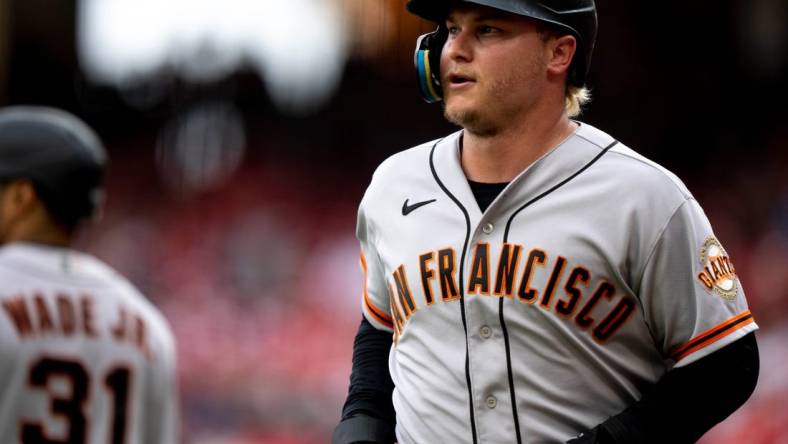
xmin=0 ymin=106 xmax=107 ymax=226
xmin=409 ymin=0 xmax=597 ymax=102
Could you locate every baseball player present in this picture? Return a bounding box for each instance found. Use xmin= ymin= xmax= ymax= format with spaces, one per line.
xmin=0 ymin=106 xmax=178 ymax=443
xmin=334 ymin=1 xmax=759 ymax=443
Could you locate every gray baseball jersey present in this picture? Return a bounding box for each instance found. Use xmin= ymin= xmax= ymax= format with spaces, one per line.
xmin=0 ymin=242 xmax=178 ymax=444
xmin=357 ymin=123 xmax=757 ymax=443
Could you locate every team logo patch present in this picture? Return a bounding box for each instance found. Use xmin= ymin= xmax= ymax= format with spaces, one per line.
xmin=696 ymin=237 xmax=738 ymax=300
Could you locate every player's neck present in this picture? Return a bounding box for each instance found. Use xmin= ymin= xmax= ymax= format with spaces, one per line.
xmin=461 ymin=111 xmax=576 ymax=183
xmin=1 ymin=213 xmax=72 ymax=247
xmin=17 ymin=232 xmax=72 ymax=248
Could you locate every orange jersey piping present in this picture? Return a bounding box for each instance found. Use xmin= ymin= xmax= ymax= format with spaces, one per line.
xmin=671 ymin=310 xmax=754 ymax=362
xmin=360 ymin=251 xmax=394 ymax=329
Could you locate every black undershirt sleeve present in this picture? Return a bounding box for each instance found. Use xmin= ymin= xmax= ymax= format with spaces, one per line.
xmin=333 ymin=318 xmax=396 ymax=443
xmin=570 ymin=332 xmax=760 ymax=443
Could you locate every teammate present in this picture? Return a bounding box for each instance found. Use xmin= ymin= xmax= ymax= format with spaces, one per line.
xmin=0 ymin=106 xmax=178 ymax=443
xmin=334 ymin=1 xmax=759 ymax=443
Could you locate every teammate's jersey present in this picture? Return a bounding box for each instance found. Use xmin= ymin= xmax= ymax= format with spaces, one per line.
xmin=0 ymin=242 xmax=178 ymax=444
xmin=357 ymin=123 xmax=757 ymax=443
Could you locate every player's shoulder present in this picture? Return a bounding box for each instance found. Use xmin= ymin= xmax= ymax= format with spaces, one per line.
xmin=577 ymin=122 xmax=693 ymax=201
xmin=0 ymin=243 xmax=173 ymax=338
xmin=70 ymin=253 xmax=177 ymax=352
xmin=84 ymin=258 xmax=175 ymax=344
xmin=362 ymin=131 xmax=460 ymax=200
xmin=373 ymin=133 xmax=456 ymax=179
xmin=0 ymin=243 xmax=130 ymax=289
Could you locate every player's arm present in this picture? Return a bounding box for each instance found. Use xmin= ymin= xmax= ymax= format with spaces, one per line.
xmin=572 ymin=198 xmax=759 ymax=443
xmin=332 ymin=317 xmax=396 ymax=444
xmin=569 ymin=331 xmax=759 ymax=443
xmin=334 ymin=192 xmax=397 ymax=444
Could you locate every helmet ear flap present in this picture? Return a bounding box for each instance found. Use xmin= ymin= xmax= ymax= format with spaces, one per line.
xmin=414 ymin=26 xmax=447 ymax=103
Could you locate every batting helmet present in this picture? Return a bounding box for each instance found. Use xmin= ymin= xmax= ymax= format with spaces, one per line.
xmin=0 ymin=106 xmax=107 ymax=226
xmin=408 ymin=0 xmax=597 ymax=103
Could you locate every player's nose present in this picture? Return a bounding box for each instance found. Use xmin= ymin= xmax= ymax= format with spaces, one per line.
xmin=443 ymin=29 xmax=474 ymax=64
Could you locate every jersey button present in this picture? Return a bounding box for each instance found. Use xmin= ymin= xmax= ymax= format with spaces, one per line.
xmin=480 ymin=325 xmax=492 ymax=339
xmin=482 ymin=223 xmax=494 ymax=234
xmin=486 ymin=395 xmax=497 ymax=409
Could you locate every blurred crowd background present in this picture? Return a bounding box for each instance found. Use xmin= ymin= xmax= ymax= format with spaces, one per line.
xmin=1 ymin=0 xmax=786 ymax=442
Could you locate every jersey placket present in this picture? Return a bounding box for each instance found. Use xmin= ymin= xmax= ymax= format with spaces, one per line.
xmin=463 ymin=216 xmax=520 ymax=443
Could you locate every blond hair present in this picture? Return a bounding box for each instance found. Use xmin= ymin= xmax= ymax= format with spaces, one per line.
xmin=537 ymin=26 xmax=592 ymax=118
xmin=565 ymin=85 xmax=591 ymax=118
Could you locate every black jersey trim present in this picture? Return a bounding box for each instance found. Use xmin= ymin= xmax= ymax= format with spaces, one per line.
xmin=500 ymin=139 xmax=618 ymax=441
xmin=503 ymin=140 xmax=618 ymax=240
xmin=498 ymin=295 xmax=523 ymax=443
xmin=671 ymin=311 xmax=754 ymax=361
xmin=429 ymin=139 xmax=478 ymax=444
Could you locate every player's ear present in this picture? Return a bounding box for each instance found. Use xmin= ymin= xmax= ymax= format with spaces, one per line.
xmin=546 ymin=34 xmax=577 ymax=80
xmin=2 ymin=180 xmax=38 ymax=218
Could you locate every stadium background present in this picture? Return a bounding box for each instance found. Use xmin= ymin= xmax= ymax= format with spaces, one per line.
xmin=1 ymin=0 xmax=786 ymax=442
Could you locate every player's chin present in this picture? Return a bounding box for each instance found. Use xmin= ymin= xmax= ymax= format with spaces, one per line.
xmin=444 ymin=102 xmax=501 ymax=135
xmin=442 ymin=101 xmax=465 ymax=125
xmin=443 ymin=94 xmax=472 ymax=115
xmin=444 ymin=102 xmax=480 ymax=128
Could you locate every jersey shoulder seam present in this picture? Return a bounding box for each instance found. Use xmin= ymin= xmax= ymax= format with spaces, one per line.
xmin=0 ymin=259 xmax=133 ymax=290
xmin=363 ymin=136 xmax=451 ymax=243
xmin=380 ymin=137 xmax=445 ymax=167
xmin=366 ymin=140 xmax=435 ymax=192
xmin=635 ymin=196 xmax=696 ymax=290
xmin=574 ymin=131 xmax=614 ymax=150
xmin=603 ymin=147 xmax=693 ymax=199
xmin=632 ymin=197 xmax=695 ymax=345
xmin=574 ymin=130 xmax=691 ymax=199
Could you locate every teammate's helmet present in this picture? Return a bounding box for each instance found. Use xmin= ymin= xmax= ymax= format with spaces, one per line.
xmin=408 ymin=0 xmax=597 ymax=102
xmin=0 ymin=106 xmax=107 ymax=227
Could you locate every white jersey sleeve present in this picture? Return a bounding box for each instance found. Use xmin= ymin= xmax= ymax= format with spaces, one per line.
xmin=357 ymin=188 xmax=395 ymax=333
xmin=356 ymin=141 xmax=443 ymax=337
xmin=638 ymin=197 xmax=756 ymax=367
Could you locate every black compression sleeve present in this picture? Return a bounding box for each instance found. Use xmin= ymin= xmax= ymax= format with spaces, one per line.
xmin=340 ymin=317 xmax=396 ymax=424
xmin=590 ymin=332 xmax=759 ymax=443
xmin=334 ymin=318 xmax=396 ymax=443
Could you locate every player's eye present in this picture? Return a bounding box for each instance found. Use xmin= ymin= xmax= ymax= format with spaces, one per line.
xmin=446 ymin=23 xmax=460 ymax=35
xmin=478 ymin=25 xmax=499 ymax=35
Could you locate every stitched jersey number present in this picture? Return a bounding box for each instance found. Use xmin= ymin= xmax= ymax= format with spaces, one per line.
xmin=21 ymin=357 xmax=131 ymax=444
xmin=104 ymin=367 xmax=130 ymax=444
